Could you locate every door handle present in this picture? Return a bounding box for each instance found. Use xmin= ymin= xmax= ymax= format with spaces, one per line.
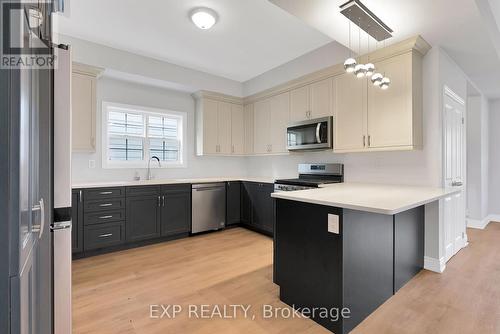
xmin=315 ymin=123 xmax=322 ymax=144
xmin=32 ymin=198 xmax=45 ymax=239
xmin=452 ymin=181 xmax=463 ymax=187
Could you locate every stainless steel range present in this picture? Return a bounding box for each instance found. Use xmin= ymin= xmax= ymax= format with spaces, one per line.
xmin=274 ymin=163 xmax=344 ymax=192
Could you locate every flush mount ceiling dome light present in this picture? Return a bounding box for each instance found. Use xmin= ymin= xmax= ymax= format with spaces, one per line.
xmin=190 ymin=7 xmax=218 ymax=30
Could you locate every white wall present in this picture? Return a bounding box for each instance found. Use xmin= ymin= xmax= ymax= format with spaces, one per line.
xmin=467 ymin=95 xmax=489 ymax=221
xmin=60 ymin=35 xmax=244 ymax=97
xmin=242 ymin=41 xmax=350 ymax=96
xmin=488 ymin=99 xmax=500 ymax=215
xmin=72 ymin=77 xmax=248 ymax=183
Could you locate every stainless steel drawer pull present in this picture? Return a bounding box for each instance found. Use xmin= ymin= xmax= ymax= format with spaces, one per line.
xmin=99 ymin=191 xmax=113 ymax=195
xmin=98 ymin=233 xmax=113 ymax=238
xmin=99 ymin=203 xmax=113 ymax=207
xmin=99 ymin=215 xmax=113 ymax=219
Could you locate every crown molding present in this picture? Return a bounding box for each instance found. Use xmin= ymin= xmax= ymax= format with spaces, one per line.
xmin=72 ymin=62 xmax=104 ymax=77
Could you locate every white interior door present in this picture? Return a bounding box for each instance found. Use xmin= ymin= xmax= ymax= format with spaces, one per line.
xmin=443 ymin=88 xmax=466 ymax=262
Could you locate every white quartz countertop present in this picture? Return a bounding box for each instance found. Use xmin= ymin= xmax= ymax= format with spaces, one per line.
xmin=72 ymin=176 xmax=282 ymax=189
xmin=271 ymin=183 xmax=460 ymax=215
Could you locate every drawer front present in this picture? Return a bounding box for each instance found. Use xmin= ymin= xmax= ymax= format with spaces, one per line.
xmin=84 ymin=210 xmax=126 ymax=226
xmin=84 ymin=187 xmax=125 ymax=200
xmin=84 ymin=198 xmax=126 ymax=212
xmin=126 ymin=186 xmax=160 ymax=197
xmin=84 ymin=222 xmax=125 ymax=250
xmin=161 ymin=184 xmax=191 ymax=193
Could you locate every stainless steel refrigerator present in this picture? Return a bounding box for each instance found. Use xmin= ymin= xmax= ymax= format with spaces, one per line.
xmin=0 ymin=1 xmax=71 ymax=333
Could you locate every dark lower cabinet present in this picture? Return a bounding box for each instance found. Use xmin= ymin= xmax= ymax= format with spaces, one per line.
xmin=71 ymin=190 xmax=83 ymax=253
xmin=241 ymin=183 xmax=252 ymax=225
xmin=160 ymin=185 xmax=191 ymax=236
xmin=226 ymin=181 xmax=241 ymax=225
xmin=84 ymin=221 xmax=125 ymax=250
xmin=241 ymin=182 xmax=274 ymax=235
xmin=126 ymin=190 xmax=161 ymax=242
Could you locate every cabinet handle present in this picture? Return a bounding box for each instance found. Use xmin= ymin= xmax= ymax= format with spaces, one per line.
xmin=79 ymin=190 xmax=82 ymax=203
xmin=157 ymin=196 xmax=161 ymax=207
xmin=269 ymin=144 xmax=272 ymax=152
xmin=98 ymin=233 xmax=113 ymax=238
xmin=99 ymin=203 xmax=113 ymax=207
xmin=368 ymin=135 xmax=371 ymax=147
xmin=363 ymin=135 xmax=366 ymax=147
xmin=162 ymin=195 xmax=165 ymax=207
xmin=99 ymin=215 xmax=113 ymax=219
xmin=99 ymin=191 xmax=113 ymax=195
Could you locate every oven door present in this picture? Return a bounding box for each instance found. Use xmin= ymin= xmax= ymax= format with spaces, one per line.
xmin=286 ymin=116 xmax=332 ymax=151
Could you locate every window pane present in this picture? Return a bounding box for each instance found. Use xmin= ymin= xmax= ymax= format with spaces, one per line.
xmin=149 ymin=138 xmax=179 ymax=162
xmin=148 ymin=116 xmax=179 ymax=139
xmin=108 ymin=110 xmax=144 ymax=136
xmin=108 ymin=137 xmax=144 ymax=161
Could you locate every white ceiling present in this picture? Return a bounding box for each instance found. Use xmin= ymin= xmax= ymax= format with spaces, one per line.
xmin=57 ymin=0 xmax=332 ymax=82
xmin=270 ymin=0 xmax=500 ymax=98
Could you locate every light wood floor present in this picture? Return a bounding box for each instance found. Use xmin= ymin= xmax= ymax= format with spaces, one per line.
xmin=73 ymin=224 xmax=500 ymax=334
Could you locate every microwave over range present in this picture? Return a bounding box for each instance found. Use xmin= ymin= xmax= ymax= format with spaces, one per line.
xmin=286 ymin=116 xmax=333 ymax=151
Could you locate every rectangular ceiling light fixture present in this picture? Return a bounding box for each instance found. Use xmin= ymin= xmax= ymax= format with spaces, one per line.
xmin=340 ymin=0 xmax=393 ymax=41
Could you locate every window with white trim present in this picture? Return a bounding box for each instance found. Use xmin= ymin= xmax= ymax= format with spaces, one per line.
xmin=102 ymin=102 xmax=186 ymax=168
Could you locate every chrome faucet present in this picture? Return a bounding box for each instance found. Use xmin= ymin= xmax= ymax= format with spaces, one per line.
xmin=147 ymin=156 xmax=161 ymax=180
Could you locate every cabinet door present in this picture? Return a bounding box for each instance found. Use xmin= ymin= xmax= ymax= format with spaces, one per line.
xmin=269 ymin=92 xmax=290 ymax=153
xmin=253 ymin=99 xmax=271 ymax=154
xmin=126 ymin=195 xmax=161 ymax=242
xmin=241 ymin=183 xmax=252 ymax=225
xmin=226 ymin=182 xmax=241 ymax=225
xmin=290 ymin=85 xmax=310 ymax=122
xmin=218 ymin=102 xmax=232 ymax=154
xmin=231 ymin=104 xmax=245 ymax=154
xmin=72 ymin=73 xmax=96 ymax=151
xmin=310 ymin=78 xmax=333 ymax=119
xmin=202 ymin=99 xmax=219 ymax=154
xmin=367 ymin=53 xmax=413 ymax=148
xmin=161 ymin=191 xmax=191 ymax=236
xmin=244 ymin=104 xmax=254 ymax=154
xmin=252 ymin=184 xmax=274 ymax=234
xmin=71 ymin=190 xmax=83 ymax=253
xmin=333 ymin=73 xmax=367 ymax=152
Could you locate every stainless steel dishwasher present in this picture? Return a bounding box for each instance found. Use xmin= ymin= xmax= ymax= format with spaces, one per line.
xmin=191 ymin=183 xmax=226 ymax=233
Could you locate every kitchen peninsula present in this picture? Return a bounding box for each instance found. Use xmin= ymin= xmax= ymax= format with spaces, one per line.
xmin=271 ymin=183 xmax=458 ymax=333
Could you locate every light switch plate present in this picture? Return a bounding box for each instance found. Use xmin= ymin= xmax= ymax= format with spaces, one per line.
xmin=328 ymin=214 xmax=339 ymax=234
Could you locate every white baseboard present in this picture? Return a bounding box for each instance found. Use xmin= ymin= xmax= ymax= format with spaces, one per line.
xmin=424 ymin=256 xmax=446 ymax=273
xmin=467 ymin=214 xmax=500 ymax=229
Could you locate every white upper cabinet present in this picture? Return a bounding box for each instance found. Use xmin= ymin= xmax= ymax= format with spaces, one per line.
xmin=290 ymin=85 xmax=310 ymax=122
xmin=243 ymin=104 xmax=254 ymax=155
xmin=367 ymin=52 xmax=419 ymax=149
xmin=333 ymin=50 xmax=424 ymax=153
xmin=253 ymin=99 xmax=271 ymax=154
xmin=269 ymin=92 xmax=290 ymax=153
xmin=194 ymin=93 xmax=247 ymax=156
xmin=333 ymin=73 xmax=366 ymax=152
xmin=231 ymin=104 xmax=245 ymax=155
xmin=290 ymin=78 xmax=333 ymax=123
xmin=71 ymin=63 xmax=103 ymax=152
xmin=310 ymin=78 xmax=333 ymax=119
xmin=217 ymin=101 xmax=232 ymax=154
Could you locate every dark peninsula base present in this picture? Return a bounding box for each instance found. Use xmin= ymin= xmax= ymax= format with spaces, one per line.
xmin=274 ymin=199 xmax=424 ymax=333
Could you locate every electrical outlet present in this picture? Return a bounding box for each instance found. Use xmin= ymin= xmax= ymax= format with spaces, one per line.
xmin=328 ymin=214 xmax=339 ymax=234
xmin=88 ymin=160 xmax=96 ymax=169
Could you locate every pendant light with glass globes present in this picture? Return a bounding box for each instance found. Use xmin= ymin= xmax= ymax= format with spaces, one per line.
xmin=343 ymin=21 xmax=357 ymax=73
xmin=340 ymin=0 xmax=392 ymax=90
